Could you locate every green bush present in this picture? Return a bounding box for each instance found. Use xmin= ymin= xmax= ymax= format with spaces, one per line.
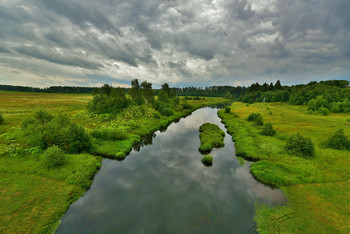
xmin=286 ymin=133 xmax=315 ymax=158
xmin=153 ymin=112 xmax=161 ymax=119
xmin=159 ymin=108 xmax=173 ymax=116
xmin=66 ymin=123 xmax=92 ymax=153
xmin=319 ymin=107 xmax=330 ymax=116
xmin=247 ymin=112 xmax=263 ymax=126
xmin=261 ymin=123 xmax=276 ymax=136
xmin=201 ymin=155 xmax=213 ymax=165
xmin=115 ymin=152 xmax=126 ymax=160
xmin=182 ymin=103 xmax=192 ymax=109
xmin=91 ymin=127 xmax=126 ymax=140
xmin=224 ymin=107 xmax=231 ymax=113
xmin=22 ymin=111 xmax=92 ymax=153
xmin=325 ymin=129 xmax=350 ymax=150
xmin=42 ymin=145 xmax=66 ymax=168
xmin=0 ymin=113 xmax=4 ymax=124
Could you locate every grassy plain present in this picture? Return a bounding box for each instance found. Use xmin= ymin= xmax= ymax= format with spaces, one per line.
xmin=0 ymin=90 xmax=227 ymax=233
xmin=218 ymin=102 xmax=350 ymax=233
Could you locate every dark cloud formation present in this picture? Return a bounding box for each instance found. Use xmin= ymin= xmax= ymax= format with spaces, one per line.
xmin=0 ymin=0 xmax=349 ymax=87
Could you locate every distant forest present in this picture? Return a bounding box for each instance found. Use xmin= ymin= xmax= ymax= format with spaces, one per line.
xmin=1 ymin=79 xmax=350 ymax=114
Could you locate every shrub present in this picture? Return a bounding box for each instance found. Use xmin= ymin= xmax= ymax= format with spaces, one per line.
xmin=182 ymin=103 xmax=192 ymax=109
xmin=224 ymin=107 xmax=231 ymax=113
xmin=201 ymin=155 xmax=213 ymax=165
xmin=115 ymin=152 xmax=126 ymax=160
xmin=153 ymin=112 xmax=161 ymax=119
xmin=319 ymin=107 xmax=330 ymax=116
xmin=42 ymin=145 xmax=66 ymax=168
xmin=325 ymin=129 xmax=350 ymax=150
xmin=286 ymin=133 xmax=315 ymax=158
xmin=91 ymin=127 xmax=126 ymax=140
xmin=159 ymin=108 xmax=173 ymax=116
xmin=0 ymin=113 xmax=3 ymax=124
xmin=261 ymin=123 xmax=276 ymax=136
xmin=247 ymin=112 xmax=263 ymax=126
xmin=22 ymin=111 xmax=92 ymax=153
xmin=66 ymin=123 xmax=92 ymax=153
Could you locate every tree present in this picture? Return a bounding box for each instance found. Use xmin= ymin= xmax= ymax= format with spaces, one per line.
xmin=161 ymin=83 xmax=171 ymax=97
xmin=158 ymin=90 xmax=168 ymax=103
xmin=269 ymin=82 xmax=274 ymax=91
xmin=100 ymin=84 xmax=112 ymax=96
xmin=262 ymin=83 xmax=269 ymax=92
xmin=129 ymin=79 xmax=144 ymax=105
xmin=274 ymin=80 xmax=282 ymax=90
xmin=141 ymin=81 xmax=154 ymax=104
xmin=170 ymin=87 xmax=177 ymax=98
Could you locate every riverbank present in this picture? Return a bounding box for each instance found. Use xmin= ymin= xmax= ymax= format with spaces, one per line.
xmin=0 ymin=91 xmax=228 ymax=233
xmin=218 ymin=102 xmax=350 ymax=233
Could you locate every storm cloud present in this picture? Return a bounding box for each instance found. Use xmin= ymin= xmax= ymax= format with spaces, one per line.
xmin=0 ymin=0 xmax=349 ymax=87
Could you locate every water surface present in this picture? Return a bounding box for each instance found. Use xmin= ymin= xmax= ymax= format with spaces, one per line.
xmin=57 ymin=107 xmax=285 ymax=233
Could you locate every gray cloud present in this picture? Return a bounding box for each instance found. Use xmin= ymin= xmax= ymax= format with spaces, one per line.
xmin=0 ymin=0 xmax=349 ymax=87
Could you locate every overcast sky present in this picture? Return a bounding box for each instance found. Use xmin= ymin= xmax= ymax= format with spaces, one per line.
xmin=0 ymin=0 xmax=349 ymax=88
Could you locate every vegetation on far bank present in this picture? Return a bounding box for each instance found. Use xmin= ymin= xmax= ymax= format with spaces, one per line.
xmin=218 ymin=102 xmax=350 ymax=233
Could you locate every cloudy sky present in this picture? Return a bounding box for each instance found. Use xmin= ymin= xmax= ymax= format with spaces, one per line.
xmin=0 ymin=0 xmax=349 ymax=88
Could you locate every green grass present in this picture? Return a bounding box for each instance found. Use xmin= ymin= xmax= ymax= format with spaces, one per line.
xmin=219 ymin=102 xmax=350 ymax=233
xmin=198 ymin=123 xmax=225 ymax=153
xmin=201 ymin=155 xmax=213 ymax=165
xmin=0 ymin=91 xmax=228 ymax=233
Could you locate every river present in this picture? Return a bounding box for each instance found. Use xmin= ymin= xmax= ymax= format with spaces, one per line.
xmin=57 ymin=107 xmax=285 ymax=233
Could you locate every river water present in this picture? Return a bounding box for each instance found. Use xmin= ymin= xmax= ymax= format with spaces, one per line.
xmin=57 ymin=107 xmax=285 ymax=234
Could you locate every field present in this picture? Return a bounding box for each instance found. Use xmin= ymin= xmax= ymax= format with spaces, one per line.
xmin=0 ymin=91 xmax=227 ymax=233
xmin=218 ymin=102 xmax=350 ymax=233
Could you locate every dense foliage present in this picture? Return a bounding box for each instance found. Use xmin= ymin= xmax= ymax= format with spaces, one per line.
xmin=325 ymin=129 xmax=350 ymax=150
xmin=88 ymin=85 xmax=129 ymax=114
xmin=241 ymin=80 xmax=350 ymax=114
xmin=286 ymin=133 xmax=315 ymax=158
xmin=0 ymin=113 xmax=3 ymax=124
xmin=22 ymin=110 xmax=91 ymax=153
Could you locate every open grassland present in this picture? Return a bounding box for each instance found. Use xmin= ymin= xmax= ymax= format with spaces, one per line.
xmin=218 ymin=102 xmax=350 ymax=233
xmin=0 ymin=90 xmax=227 ymax=233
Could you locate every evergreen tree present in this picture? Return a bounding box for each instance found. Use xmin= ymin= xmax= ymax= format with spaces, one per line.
xmin=274 ymin=80 xmax=282 ymax=90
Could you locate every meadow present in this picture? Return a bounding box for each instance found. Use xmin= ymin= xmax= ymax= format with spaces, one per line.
xmin=218 ymin=102 xmax=350 ymax=233
xmin=0 ymin=90 xmax=227 ymax=233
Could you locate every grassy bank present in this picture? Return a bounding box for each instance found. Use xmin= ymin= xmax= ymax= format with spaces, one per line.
xmin=218 ymin=102 xmax=350 ymax=233
xmin=198 ymin=123 xmax=225 ymax=153
xmin=0 ymin=91 xmax=227 ymax=233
